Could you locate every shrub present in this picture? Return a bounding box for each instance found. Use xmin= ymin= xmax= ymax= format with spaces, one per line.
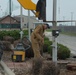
xmin=43 ymin=44 xmax=48 ymax=53
xmin=23 ymin=30 xmax=28 ymax=36
xmin=57 ymin=44 xmax=70 ymax=59
xmin=10 ymin=30 xmax=20 ymax=40
xmin=48 ymin=45 xmax=52 ymax=55
xmin=44 ymin=37 xmax=49 ymax=41
xmin=44 ymin=37 xmax=70 ymax=60
xmin=0 ymin=31 xmax=7 ymax=40
xmin=48 ymin=44 xmax=70 ymax=60
xmin=43 ymin=37 xmax=52 ymax=53
xmin=0 ymin=30 xmax=28 ymax=40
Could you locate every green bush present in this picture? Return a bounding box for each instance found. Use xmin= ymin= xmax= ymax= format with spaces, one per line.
xmin=44 ymin=37 xmax=49 ymax=41
xmin=43 ymin=37 xmax=52 ymax=53
xmin=9 ymin=30 xmax=20 ymax=40
xmin=44 ymin=37 xmax=70 ymax=60
xmin=0 ymin=31 xmax=7 ymax=40
xmin=57 ymin=44 xmax=70 ymax=59
xmin=23 ymin=30 xmax=28 ymax=35
xmin=47 ymin=45 xmax=52 ymax=57
xmin=0 ymin=30 xmax=28 ymax=40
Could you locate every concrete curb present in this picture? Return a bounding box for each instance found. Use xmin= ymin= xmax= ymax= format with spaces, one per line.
xmin=0 ymin=60 xmax=15 ymax=75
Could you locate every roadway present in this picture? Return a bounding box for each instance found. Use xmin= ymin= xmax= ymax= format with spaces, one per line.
xmin=45 ymin=32 xmax=76 ymax=55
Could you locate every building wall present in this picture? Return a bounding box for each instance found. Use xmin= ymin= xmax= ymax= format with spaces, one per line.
xmin=0 ymin=15 xmax=20 ymax=29
xmin=0 ymin=16 xmax=19 ymax=24
xmin=59 ymin=26 xmax=76 ymax=32
xmin=17 ymin=15 xmax=39 ymax=29
xmin=0 ymin=15 xmax=39 ymax=29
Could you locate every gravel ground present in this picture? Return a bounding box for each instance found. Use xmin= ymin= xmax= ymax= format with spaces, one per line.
xmin=2 ymin=51 xmax=12 ymax=62
xmin=59 ymin=69 xmax=76 ymax=75
xmin=1 ymin=51 xmax=76 ymax=75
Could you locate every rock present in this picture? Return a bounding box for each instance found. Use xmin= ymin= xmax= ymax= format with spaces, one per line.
xmin=3 ymin=36 xmax=14 ymax=44
xmin=67 ymin=64 xmax=76 ymax=70
xmin=2 ymin=41 xmax=11 ymax=51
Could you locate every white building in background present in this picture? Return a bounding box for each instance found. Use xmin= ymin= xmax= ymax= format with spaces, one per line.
xmin=13 ymin=15 xmax=39 ymax=29
xmin=12 ymin=8 xmax=39 ymax=29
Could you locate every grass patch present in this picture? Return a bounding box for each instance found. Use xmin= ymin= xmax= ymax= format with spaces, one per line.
xmin=46 ymin=29 xmax=52 ymax=32
xmin=61 ymin=32 xmax=76 ymax=36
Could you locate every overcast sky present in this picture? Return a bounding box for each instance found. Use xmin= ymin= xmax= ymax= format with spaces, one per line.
xmin=0 ymin=0 xmax=76 ymax=23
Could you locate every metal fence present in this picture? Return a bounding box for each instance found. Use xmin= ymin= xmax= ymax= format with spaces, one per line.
xmin=58 ymin=26 xmax=76 ymax=33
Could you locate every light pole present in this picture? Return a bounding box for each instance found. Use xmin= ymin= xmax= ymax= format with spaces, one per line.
xmin=71 ymin=12 xmax=73 ymax=26
xmin=63 ymin=16 xmax=65 ymax=26
xmin=9 ymin=0 xmax=11 ymax=28
xmin=28 ymin=10 xmax=31 ymax=41
xmin=52 ymin=0 xmax=57 ymax=65
xmin=20 ymin=5 xmax=23 ymax=40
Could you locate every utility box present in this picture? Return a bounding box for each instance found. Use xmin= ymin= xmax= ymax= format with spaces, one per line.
xmin=12 ymin=43 xmax=25 ymax=62
xmin=52 ymin=30 xmax=59 ymax=37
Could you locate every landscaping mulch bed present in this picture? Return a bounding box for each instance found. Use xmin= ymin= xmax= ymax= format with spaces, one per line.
xmin=2 ymin=50 xmax=13 ymax=62
xmin=59 ymin=69 xmax=76 ymax=75
xmin=1 ymin=51 xmax=76 ymax=75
